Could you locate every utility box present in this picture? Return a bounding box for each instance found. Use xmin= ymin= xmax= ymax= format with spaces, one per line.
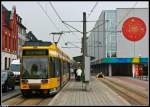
xmin=84 ymin=56 xmax=90 ymax=81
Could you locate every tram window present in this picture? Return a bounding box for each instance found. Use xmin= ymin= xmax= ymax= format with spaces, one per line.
xmin=64 ymin=62 xmax=67 ymax=74
xmin=61 ymin=61 xmax=64 ymax=75
xmin=49 ymin=57 xmax=55 ymax=78
xmin=55 ymin=58 xmax=60 ymax=77
xmin=57 ymin=59 xmax=61 ymax=76
xmin=67 ymin=62 xmax=70 ymax=73
xmin=53 ymin=58 xmax=56 ymax=77
xmin=48 ymin=58 xmax=52 ymax=77
xmin=67 ymin=62 xmax=69 ymax=73
xmin=66 ymin=62 xmax=68 ymax=73
xmin=63 ymin=61 xmax=67 ymax=75
xmin=63 ymin=62 xmax=65 ymax=75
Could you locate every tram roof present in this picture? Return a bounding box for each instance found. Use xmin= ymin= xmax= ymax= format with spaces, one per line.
xmin=23 ymin=41 xmax=52 ymax=46
xmin=22 ymin=41 xmax=70 ymax=61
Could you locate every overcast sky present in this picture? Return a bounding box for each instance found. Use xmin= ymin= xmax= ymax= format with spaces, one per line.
xmin=2 ymin=1 xmax=148 ymax=58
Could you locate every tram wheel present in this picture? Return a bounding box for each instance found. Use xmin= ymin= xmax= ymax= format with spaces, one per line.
xmin=22 ymin=91 xmax=30 ymax=98
xmin=43 ymin=89 xmax=50 ymax=97
xmin=3 ymin=85 xmax=9 ymax=92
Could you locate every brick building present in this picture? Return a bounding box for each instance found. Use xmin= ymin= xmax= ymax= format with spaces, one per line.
xmin=1 ymin=5 xmax=18 ymax=70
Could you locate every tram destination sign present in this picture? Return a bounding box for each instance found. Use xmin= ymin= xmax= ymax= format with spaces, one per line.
xmin=23 ymin=49 xmax=48 ymax=56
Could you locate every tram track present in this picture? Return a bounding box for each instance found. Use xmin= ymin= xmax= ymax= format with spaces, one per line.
xmin=2 ymin=94 xmax=54 ymax=106
xmin=100 ymin=78 xmax=148 ymax=106
xmin=2 ymin=80 xmax=70 ymax=106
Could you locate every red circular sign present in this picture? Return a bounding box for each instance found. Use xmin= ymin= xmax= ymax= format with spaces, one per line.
xmin=122 ymin=17 xmax=146 ymax=41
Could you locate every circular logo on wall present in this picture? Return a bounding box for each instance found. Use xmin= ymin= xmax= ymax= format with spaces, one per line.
xmin=122 ymin=17 xmax=146 ymax=41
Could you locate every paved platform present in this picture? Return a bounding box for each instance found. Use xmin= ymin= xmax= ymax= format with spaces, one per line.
xmin=48 ymin=77 xmax=131 ymax=106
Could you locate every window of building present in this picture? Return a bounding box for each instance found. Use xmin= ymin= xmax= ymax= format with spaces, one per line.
xmin=2 ymin=35 xmax=5 ymax=50
xmin=111 ymin=51 xmax=117 ymax=57
xmin=13 ymin=38 xmax=15 ymax=51
xmin=18 ymin=27 xmax=20 ymax=34
xmin=5 ymin=34 xmax=7 ymax=49
xmin=5 ymin=57 xmax=7 ymax=70
xmin=19 ymin=38 xmax=21 ymax=46
xmin=9 ymin=58 xmax=11 ymax=69
xmin=8 ymin=36 xmax=10 ymax=50
xmin=105 ymin=11 xmax=117 ymax=58
xmin=11 ymin=36 xmax=13 ymax=51
xmin=12 ymin=38 xmax=14 ymax=51
xmin=20 ymin=39 xmax=22 ymax=45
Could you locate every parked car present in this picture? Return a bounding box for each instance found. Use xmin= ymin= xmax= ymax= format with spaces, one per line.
xmin=10 ymin=59 xmax=20 ymax=83
xmin=1 ymin=70 xmax=15 ymax=92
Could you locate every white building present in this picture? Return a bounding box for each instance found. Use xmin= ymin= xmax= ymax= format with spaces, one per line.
xmin=17 ymin=15 xmax=28 ymax=58
xmin=87 ymin=8 xmax=148 ymax=76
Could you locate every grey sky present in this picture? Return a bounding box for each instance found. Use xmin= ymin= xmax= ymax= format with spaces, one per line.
xmin=2 ymin=1 xmax=148 ymax=58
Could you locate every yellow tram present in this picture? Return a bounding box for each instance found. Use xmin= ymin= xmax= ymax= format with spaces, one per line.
xmin=20 ymin=41 xmax=71 ymax=97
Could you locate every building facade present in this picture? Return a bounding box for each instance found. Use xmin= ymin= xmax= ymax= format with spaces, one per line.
xmin=87 ymin=8 xmax=148 ymax=77
xmin=17 ymin=15 xmax=28 ymax=58
xmin=1 ymin=5 xmax=39 ymax=71
xmin=26 ymin=31 xmax=38 ymax=41
xmin=1 ymin=5 xmax=18 ymax=70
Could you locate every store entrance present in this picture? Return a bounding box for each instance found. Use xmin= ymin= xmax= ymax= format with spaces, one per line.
xmin=112 ymin=63 xmax=132 ymax=76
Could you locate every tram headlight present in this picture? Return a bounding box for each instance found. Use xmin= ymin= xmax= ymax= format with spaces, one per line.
xmin=21 ymin=79 xmax=28 ymax=84
xmin=41 ymin=79 xmax=48 ymax=83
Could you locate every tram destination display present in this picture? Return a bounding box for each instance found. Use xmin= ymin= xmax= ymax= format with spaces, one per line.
xmin=23 ymin=49 xmax=48 ymax=56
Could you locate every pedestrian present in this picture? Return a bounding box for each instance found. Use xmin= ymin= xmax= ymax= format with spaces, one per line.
xmin=76 ymin=67 xmax=82 ymax=81
xmin=70 ymin=68 xmax=74 ymax=77
xmin=74 ymin=68 xmax=77 ymax=80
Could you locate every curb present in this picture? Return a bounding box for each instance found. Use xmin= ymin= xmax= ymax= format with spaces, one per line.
xmin=2 ymin=92 xmax=21 ymax=102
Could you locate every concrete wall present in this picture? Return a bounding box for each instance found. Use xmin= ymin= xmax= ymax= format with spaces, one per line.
xmin=116 ymin=8 xmax=149 ymax=58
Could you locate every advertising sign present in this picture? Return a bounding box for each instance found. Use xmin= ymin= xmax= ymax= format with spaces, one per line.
xmin=122 ymin=17 xmax=146 ymax=41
